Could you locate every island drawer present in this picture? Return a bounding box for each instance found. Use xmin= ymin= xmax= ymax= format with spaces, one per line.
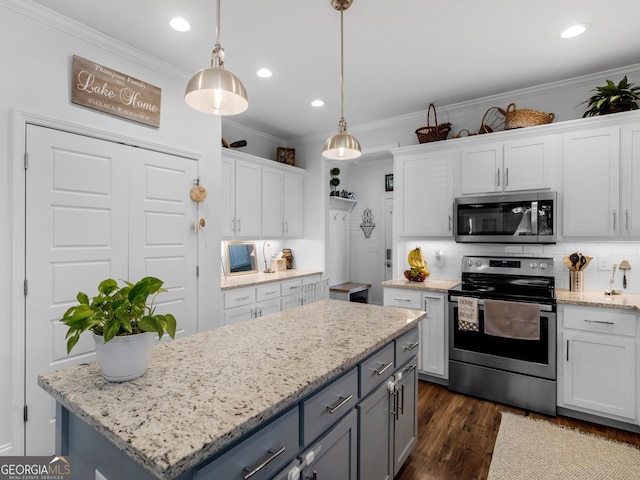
xmin=224 ymin=287 xmax=256 ymax=309
xmin=194 ymin=406 xmax=299 ymax=480
xmin=360 ymin=342 xmax=395 ymax=398
xmin=563 ymin=306 xmax=637 ymax=337
xmin=257 ymin=283 xmax=281 ymax=302
xmin=395 ymin=327 xmax=420 ymax=367
xmin=302 ymin=367 xmax=358 ymax=445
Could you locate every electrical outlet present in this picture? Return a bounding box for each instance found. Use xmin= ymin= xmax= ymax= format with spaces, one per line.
xmin=598 ymin=256 xmax=612 ymax=271
xmin=434 ymin=250 xmax=445 ymax=267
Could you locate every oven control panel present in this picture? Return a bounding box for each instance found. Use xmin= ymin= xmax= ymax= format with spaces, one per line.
xmin=462 ymin=256 xmax=554 ymax=277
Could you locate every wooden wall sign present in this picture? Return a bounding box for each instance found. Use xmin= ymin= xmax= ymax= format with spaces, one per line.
xmin=71 ymin=55 xmax=161 ymax=128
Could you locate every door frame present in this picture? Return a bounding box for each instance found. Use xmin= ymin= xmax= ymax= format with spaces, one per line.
xmin=9 ymin=109 xmax=203 ymax=454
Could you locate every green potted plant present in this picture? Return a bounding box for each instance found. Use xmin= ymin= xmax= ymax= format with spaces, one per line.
xmin=61 ymin=276 xmax=177 ymax=382
xmin=580 ymin=76 xmax=640 ymax=117
xmin=330 ymin=167 xmax=341 ymax=196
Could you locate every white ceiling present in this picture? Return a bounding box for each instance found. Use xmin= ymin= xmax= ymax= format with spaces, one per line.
xmin=31 ymin=0 xmax=640 ymax=141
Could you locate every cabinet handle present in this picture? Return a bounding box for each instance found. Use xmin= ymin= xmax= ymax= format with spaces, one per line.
xmin=400 ymin=384 xmax=405 ymax=415
xmin=393 ymin=297 xmax=412 ymax=302
xmin=403 ymin=363 xmax=417 ymax=375
xmin=626 ymin=209 xmax=630 ymax=231
xmin=584 ymin=319 xmax=615 ymax=325
xmin=327 ymin=394 xmax=353 ymax=414
xmin=242 ymin=446 xmax=286 ymax=480
xmin=238 ymin=218 xmax=242 ymax=232
xmin=497 ymin=168 xmax=500 ymax=187
xmin=566 ymin=339 xmax=569 ymax=362
xmin=390 ymin=388 xmax=399 ymax=420
xmin=264 ymin=290 xmax=278 ymax=295
xmin=285 ymin=222 xmax=289 ymax=233
xmin=613 ymin=210 xmax=616 ymax=231
xmin=237 ymin=295 xmax=251 ymax=301
xmin=404 ymin=341 xmax=420 ymax=351
xmin=374 ymin=361 xmax=393 ymax=376
xmin=505 ymin=167 xmax=509 ymax=187
xmin=448 ymin=214 xmax=452 ymax=231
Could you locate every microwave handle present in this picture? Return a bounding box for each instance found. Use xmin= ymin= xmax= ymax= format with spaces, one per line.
xmin=531 ymin=200 xmax=538 ymax=235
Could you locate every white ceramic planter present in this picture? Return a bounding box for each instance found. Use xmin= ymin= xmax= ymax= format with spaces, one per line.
xmin=93 ymin=332 xmax=155 ymax=382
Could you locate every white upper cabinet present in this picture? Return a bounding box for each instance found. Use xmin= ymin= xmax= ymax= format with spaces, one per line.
xmin=395 ymin=149 xmax=454 ymax=237
xmin=620 ymin=123 xmax=640 ymax=238
xmin=460 ymin=136 xmax=554 ymax=194
xmin=222 ymin=149 xmax=303 ymax=239
xmin=562 ymin=126 xmax=620 ymax=238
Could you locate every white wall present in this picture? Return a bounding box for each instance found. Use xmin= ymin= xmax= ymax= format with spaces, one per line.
xmin=0 ymin=0 xmax=222 ymax=455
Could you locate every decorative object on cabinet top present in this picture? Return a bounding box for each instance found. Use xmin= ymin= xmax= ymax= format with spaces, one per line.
xmin=478 ymin=106 xmax=506 ymax=134
xmin=221 ymin=138 xmax=247 ymax=148
xmin=415 ymin=103 xmax=452 ymax=144
xmin=504 ymin=102 xmax=555 ymax=129
xmin=580 ymin=76 xmax=640 ymax=118
xmin=277 ymin=147 xmax=295 ymax=166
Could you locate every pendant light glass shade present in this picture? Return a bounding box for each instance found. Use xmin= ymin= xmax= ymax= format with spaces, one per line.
xmin=322 ymin=0 xmax=361 ymax=160
xmin=184 ymin=0 xmax=248 ymax=116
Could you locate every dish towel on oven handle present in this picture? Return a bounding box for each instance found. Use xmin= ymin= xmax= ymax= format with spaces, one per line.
xmin=483 ymin=299 xmax=540 ymax=340
xmin=457 ymin=297 xmax=479 ymax=332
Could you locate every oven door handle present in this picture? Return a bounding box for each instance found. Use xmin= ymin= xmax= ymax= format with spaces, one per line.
xmin=448 ymin=295 xmax=554 ymax=312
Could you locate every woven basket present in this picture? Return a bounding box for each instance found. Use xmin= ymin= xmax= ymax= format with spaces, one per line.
xmin=415 ymin=103 xmax=451 ymax=143
xmin=452 ymin=129 xmax=476 ymax=139
xmin=504 ymin=103 xmax=555 ymax=129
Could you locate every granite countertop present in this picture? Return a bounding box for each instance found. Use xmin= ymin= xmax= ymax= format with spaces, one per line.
xmin=380 ymin=278 xmax=460 ymax=293
xmin=382 ymin=277 xmax=640 ymax=313
xmin=221 ymin=269 xmax=323 ymax=290
xmin=38 ymin=300 xmax=426 ymax=480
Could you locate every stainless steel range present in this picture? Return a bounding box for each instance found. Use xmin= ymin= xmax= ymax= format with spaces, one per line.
xmin=448 ymin=255 xmax=557 ymax=416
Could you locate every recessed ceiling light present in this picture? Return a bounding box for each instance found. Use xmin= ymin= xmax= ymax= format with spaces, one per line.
xmin=311 ymin=99 xmax=325 ymax=107
xmin=257 ymin=68 xmax=272 ymax=78
xmin=170 ymin=17 xmax=191 ymax=32
xmin=561 ymin=23 xmax=590 ymax=39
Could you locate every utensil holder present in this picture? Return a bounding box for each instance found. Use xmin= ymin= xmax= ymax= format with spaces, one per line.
xmin=569 ymin=271 xmax=584 ymax=292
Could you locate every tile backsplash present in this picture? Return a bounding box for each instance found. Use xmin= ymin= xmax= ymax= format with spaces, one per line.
xmin=401 ymin=240 xmax=640 ymax=294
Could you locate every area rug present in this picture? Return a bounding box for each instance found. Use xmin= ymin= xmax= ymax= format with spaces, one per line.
xmin=488 ymin=412 xmax=640 ymax=479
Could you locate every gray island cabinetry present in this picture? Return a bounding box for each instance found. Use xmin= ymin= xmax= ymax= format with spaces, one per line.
xmin=39 ymin=300 xmax=425 ymax=480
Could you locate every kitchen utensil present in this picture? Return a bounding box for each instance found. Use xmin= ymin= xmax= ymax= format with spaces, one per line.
xmin=563 ymin=256 xmax=573 ymax=271
xmin=569 ymin=253 xmax=580 ymax=270
xmin=609 ymin=264 xmax=617 ymax=291
xmin=578 ymin=253 xmax=587 ymax=271
xmin=581 ymin=256 xmax=593 ymax=271
xmin=619 ymin=260 xmax=631 ymax=289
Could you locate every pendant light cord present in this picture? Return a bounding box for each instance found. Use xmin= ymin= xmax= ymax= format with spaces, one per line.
xmin=212 ymin=0 xmax=224 ymax=68
xmin=340 ymin=6 xmax=345 ymax=121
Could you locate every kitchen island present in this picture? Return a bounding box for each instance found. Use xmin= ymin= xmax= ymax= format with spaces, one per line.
xmin=39 ymin=299 xmax=426 ymax=480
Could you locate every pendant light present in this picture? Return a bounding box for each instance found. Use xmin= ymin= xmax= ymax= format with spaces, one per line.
xmin=184 ymin=0 xmax=248 ymax=115
xmin=322 ymin=0 xmax=361 ymax=160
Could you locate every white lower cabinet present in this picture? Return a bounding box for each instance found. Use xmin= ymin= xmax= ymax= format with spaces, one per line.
xmin=560 ymin=306 xmax=637 ymax=422
xmin=223 ymin=275 xmax=322 ymax=326
xmin=383 ymin=288 xmax=448 ymax=380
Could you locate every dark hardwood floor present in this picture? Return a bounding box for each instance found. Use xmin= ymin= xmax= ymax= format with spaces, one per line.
xmin=396 ymin=380 xmax=640 ymax=480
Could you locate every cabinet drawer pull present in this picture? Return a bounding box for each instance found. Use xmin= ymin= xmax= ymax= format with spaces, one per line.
xmin=584 ymin=319 xmax=615 ymax=326
xmin=374 ymin=361 xmax=393 ymax=376
xmin=264 ymin=290 xmax=278 ymax=295
xmin=403 ymin=363 xmax=417 ymax=375
xmin=327 ymin=394 xmax=353 ymax=414
xmin=243 ymin=446 xmax=286 ymax=480
xmin=393 ymin=297 xmax=412 ymax=302
xmin=236 ymin=295 xmax=251 ymax=301
xmin=404 ymin=341 xmax=420 ymax=351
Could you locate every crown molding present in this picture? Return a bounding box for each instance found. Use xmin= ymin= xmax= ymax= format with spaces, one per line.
xmin=2 ymin=0 xmax=188 ymax=81
xmin=222 ymin=119 xmax=288 ymax=146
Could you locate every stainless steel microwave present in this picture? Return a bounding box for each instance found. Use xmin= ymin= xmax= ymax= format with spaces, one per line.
xmin=454 ymin=192 xmax=556 ymax=244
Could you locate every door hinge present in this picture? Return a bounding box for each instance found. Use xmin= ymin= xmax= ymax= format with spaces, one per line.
xmin=23 ymin=405 xmax=28 ymax=422
xmin=24 ymin=279 xmax=28 ymax=296
xmin=24 ymin=152 xmax=28 ymax=170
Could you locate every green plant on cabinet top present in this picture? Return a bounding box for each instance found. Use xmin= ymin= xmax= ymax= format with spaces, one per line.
xmin=580 ymin=76 xmax=640 ymax=117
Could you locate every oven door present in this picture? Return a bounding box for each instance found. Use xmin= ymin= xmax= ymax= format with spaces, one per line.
xmin=448 ymin=296 xmax=556 ymax=380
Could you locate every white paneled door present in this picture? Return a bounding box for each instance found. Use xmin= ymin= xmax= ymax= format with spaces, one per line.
xmin=24 ymin=125 xmax=198 ymax=454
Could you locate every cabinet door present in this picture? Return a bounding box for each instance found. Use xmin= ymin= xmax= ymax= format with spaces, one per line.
xmin=301 ymin=409 xmax=357 ymax=480
xmin=503 ymin=136 xmax=554 ymax=191
xmin=420 ymin=294 xmax=447 ymax=377
xmin=234 ymin=159 xmax=261 ymax=237
xmin=563 ymin=330 xmax=636 ymax=420
xmin=563 ymin=127 xmax=620 ymax=237
xmin=398 ymin=151 xmax=454 ymax=237
xmin=393 ymin=361 xmax=418 ymax=476
xmin=358 ymin=382 xmax=392 ymax=480
xmin=221 ymin=156 xmax=235 ymax=238
xmin=224 ymin=304 xmax=256 ymax=325
xmin=262 ymin=167 xmax=284 ymax=237
xmin=621 ymin=123 xmax=640 ymax=237
xmin=283 ymin=171 xmax=303 ymax=237
xmin=460 ymin=143 xmax=502 ymax=194
xmin=256 ymin=297 xmax=281 ymax=317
